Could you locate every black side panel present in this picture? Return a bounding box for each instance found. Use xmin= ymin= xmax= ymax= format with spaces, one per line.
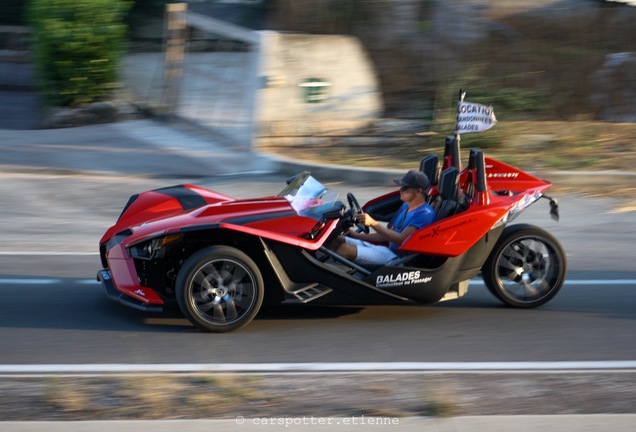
xmin=266 ymin=241 xmax=413 ymax=305
xmin=154 ymin=185 xmax=207 ymax=210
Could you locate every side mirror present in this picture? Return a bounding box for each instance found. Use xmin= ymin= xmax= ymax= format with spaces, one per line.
xmin=549 ymin=197 xmax=559 ymax=221
xmin=542 ymin=195 xmax=560 ymax=221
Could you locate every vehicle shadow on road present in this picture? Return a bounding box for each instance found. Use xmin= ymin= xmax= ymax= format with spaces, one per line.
xmin=0 ymin=276 xmax=368 ymax=333
xmin=3 ymin=274 xmax=634 ymax=336
xmin=256 ymin=304 xmax=364 ymax=320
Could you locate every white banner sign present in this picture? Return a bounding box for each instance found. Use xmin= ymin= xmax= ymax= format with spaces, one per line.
xmin=455 ymin=101 xmax=497 ymax=134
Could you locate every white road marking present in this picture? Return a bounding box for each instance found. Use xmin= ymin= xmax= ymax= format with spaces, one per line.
xmin=0 ymin=251 xmax=98 ymax=256
xmin=0 ymin=278 xmax=96 ymax=285
xmin=0 ymin=361 xmax=635 ymax=374
xmin=470 ymin=280 xmax=636 ymax=286
xmin=3 ymin=278 xmax=635 ymax=286
xmin=564 ymin=280 xmax=636 ymax=285
xmin=0 ymin=278 xmax=63 ymax=285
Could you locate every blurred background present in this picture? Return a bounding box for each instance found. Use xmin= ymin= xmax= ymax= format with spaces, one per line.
xmin=1 ymin=2 xmax=635 ymax=422
xmin=1 ymin=0 xmax=636 ymax=169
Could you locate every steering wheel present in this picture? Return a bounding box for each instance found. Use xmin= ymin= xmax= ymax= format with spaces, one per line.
xmin=347 ymin=192 xmax=370 ymax=234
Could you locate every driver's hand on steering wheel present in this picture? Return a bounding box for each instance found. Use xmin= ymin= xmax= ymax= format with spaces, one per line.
xmin=354 ymin=212 xmax=378 ymax=228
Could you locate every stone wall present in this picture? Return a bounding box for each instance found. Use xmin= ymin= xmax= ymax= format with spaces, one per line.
xmin=257 ymin=32 xmax=383 ymax=136
xmin=267 ymin=0 xmax=636 ymax=122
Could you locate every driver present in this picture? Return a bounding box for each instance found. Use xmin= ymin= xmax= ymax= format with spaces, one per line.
xmin=330 ymin=170 xmax=435 ymax=266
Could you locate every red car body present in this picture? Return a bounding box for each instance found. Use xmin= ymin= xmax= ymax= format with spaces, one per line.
xmin=98 ymin=137 xmax=566 ymax=332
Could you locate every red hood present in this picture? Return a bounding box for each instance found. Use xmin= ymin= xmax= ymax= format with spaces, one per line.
xmin=100 ymin=184 xmax=292 ymax=244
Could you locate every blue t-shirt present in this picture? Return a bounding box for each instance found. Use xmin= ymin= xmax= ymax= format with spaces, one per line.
xmin=388 ymin=202 xmax=435 ymax=251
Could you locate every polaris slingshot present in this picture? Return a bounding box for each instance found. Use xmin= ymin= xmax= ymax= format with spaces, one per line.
xmin=98 ymin=136 xmax=567 ymax=332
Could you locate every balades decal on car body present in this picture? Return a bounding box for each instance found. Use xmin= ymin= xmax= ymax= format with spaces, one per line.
xmin=374 ymin=270 xmax=432 ymax=289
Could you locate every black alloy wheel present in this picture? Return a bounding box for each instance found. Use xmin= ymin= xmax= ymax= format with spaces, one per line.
xmin=176 ymin=246 xmax=264 ymax=332
xmin=482 ymin=224 xmax=567 ymax=308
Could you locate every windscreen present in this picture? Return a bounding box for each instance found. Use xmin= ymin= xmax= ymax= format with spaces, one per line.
xmin=278 ymin=172 xmax=342 ymax=219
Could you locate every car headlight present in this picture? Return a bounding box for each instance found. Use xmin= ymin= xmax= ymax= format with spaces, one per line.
xmin=129 ymin=233 xmax=184 ymax=260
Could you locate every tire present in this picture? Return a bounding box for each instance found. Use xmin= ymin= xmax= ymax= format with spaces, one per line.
xmin=176 ymin=246 xmax=264 ymax=332
xmin=482 ymin=224 xmax=567 ymax=308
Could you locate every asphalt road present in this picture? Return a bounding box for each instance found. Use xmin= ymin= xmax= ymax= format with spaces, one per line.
xmin=1 ymin=270 xmax=635 ymax=365
xmin=1 ymin=174 xmax=635 ymax=365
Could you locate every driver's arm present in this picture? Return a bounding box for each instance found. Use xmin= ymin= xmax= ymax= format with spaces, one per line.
xmin=355 ymin=213 xmax=417 ymax=245
xmin=347 ymin=229 xmax=386 ymax=244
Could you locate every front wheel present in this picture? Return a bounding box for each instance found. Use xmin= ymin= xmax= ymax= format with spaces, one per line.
xmin=482 ymin=224 xmax=567 ymax=308
xmin=176 ymin=246 xmax=264 ymax=332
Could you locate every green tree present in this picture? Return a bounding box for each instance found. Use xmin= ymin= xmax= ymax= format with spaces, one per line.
xmin=29 ymin=0 xmax=130 ymax=107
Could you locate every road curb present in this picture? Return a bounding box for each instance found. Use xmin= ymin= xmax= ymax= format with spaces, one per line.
xmin=2 ymin=416 xmax=636 ymax=432
xmin=2 ymin=361 xmax=636 ymax=374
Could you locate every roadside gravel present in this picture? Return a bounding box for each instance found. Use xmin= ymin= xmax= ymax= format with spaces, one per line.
xmin=1 ymin=372 xmax=635 ymax=420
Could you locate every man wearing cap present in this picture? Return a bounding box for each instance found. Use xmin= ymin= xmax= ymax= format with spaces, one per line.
xmin=331 ymin=170 xmax=435 ymax=266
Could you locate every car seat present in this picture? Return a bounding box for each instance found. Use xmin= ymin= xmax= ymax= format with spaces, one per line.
xmin=431 ymin=167 xmax=461 ymax=221
xmin=463 ymin=149 xmax=489 ymax=206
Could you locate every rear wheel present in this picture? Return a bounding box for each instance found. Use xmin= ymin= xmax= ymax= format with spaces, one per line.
xmin=482 ymin=224 xmax=566 ymax=308
xmin=176 ymin=246 xmax=264 ymax=332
